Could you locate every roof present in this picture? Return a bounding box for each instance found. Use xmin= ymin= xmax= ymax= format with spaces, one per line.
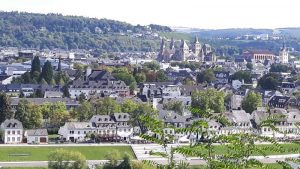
xmin=88 ymin=70 xmax=115 ymax=81
xmin=11 ymin=98 xmax=79 ymax=106
xmin=1 ymin=119 xmax=23 ymax=129
xmin=90 ymin=115 xmax=115 ymax=124
xmin=26 ymin=129 xmax=48 ymax=136
xmin=113 ymin=113 xmax=130 ymax=122
xmin=224 ymin=110 xmax=251 ymax=123
xmin=64 ymin=122 xmax=94 ymax=130
xmin=159 ymin=110 xmax=186 ymax=124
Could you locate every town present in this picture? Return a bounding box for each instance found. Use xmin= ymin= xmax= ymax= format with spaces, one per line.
xmin=0 ymin=2 xmax=300 ymax=168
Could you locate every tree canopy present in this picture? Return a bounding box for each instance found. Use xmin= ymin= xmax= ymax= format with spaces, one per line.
xmin=196 ymin=69 xmax=216 ymax=84
xmin=242 ymin=91 xmax=262 ymax=114
xmin=191 ymin=89 xmax=225 ymax=115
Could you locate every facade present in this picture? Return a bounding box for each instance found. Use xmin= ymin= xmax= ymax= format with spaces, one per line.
xmin=24 ymin=129 xmax=48 ymax=144
xmin=0 ymin=119 xmax=23 ymax=144
xmin=253 ymin=109 xmax=300 ymax=138
xmin=243 ymin=50 xmax=275 ymax=62
xmin=157 ymin=36 xmax=216 ymax=62
xmin=90 ymin=113 xmax=133 ymax=142
xmin=279 ymin=43 xmax=289 ymax=64
xmin=69 ymin=70 xmax=130 ymax=99
xmin=58 ymin=122 xmax=96 ymax=142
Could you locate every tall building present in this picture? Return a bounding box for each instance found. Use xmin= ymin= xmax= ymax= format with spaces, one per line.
xmin=279 ymin=43 xmax=289 ymax=64
xmin=157 ymin=36 xmax=216 ymax=63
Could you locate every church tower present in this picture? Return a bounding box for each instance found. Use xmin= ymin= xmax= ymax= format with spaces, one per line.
xmin=279 ymin=42 xmax=289 ymax=64
xmin=179 ymin=39 xmax=189 ymax=61
xmin=192 ymin=36 xmax=201 ymax=56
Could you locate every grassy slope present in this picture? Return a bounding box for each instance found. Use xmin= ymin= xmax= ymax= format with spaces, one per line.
xmin=0 ymin=146 xmax=134 ymax=161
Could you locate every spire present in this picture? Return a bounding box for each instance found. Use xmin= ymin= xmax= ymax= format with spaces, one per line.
xmin=180 ymin=39 xmax=188 ymax=49
xmin=57 ymin=56 xmax=62 ymax=71
xmin=169 ymin=38 xmax=175 ymax=50
xmin=194 ymin=35 xmax=199 ymax=43
xmin=160 ymin=38 xmax=166 ymax=51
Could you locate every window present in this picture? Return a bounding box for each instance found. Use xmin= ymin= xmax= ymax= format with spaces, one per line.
xmin=12 ymin=130 xmax=15 ymax=135
xmin=12 ymin=137 xmax=15 ymax=142
xmin=78 ymin=131 xmax=80 ymax=134
xmin=7 ymin=137 xmax=10 ymax=142
xmin=17 ymin=137 xmax=20 ymax=142
xmin=17 ymin=130 xmax=20 ymax=134
xmin=7 ymin=131 xmax=10 ymax=135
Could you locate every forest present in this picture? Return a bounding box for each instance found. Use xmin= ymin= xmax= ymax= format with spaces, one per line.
xmin=0 ymin=12 xmax=172 ymax=55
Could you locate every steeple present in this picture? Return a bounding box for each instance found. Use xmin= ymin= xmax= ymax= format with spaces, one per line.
xmin=160 ymin=38 xmax=166 ymax=52
xmin=194 ymin=35 xmax=199 ymax=44
xmin=169 ymin=38 xmax=175 ymax=50
xmin=57 ymin=56 xmax=62 ymax=71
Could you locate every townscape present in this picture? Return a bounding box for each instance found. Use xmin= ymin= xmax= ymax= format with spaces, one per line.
xmin=1 ymin=4 xmax=300 ymax=169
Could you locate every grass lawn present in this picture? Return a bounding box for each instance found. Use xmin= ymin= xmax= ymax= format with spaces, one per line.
xmin=213 ymin=143 xmax=300 ymax=155
xmin=0 ymin=146 xmax=134 ymax=161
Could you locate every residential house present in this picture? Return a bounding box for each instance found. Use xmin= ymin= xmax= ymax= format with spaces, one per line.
xmin=58 ymin=122 xmax=95 ymax=142
xmin=24 ymin=129 xmax=48 ymax=144
xmin=0 ymin=119 xmax=23 ymax=144
xmin=90 ymin=113 xmax=132 ymax=142
xmin=220 ymin=110 xmax=253 ymax=135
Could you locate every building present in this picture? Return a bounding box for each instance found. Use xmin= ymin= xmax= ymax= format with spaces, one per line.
xmin=157 ymin=36 xmax=216 ymax=62
xmin=253 ymin=108 xmax=300 ymax=139
xmin=0 ymin=119 xmax=23 ymax=144
xmin=243 ymin=50 xmax=275 ymax=62
xmin=58 ymin=122 xmax=96 ymax=142
xmin=89 ymin=113 xmax=133 ymax=142
xmin=69 ymin=69 xmax=130 ymax=99
xmin=24 ymin=129 xmax=48 ymax=144
xmin=279 ymin=43 xmax=289 ymax=64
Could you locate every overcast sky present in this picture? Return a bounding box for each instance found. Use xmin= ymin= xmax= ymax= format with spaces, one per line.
xmin=0 ymin=0 xmax=299 ymax=29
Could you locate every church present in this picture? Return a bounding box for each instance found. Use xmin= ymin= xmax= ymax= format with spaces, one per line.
xmin=157 ymin=36 xmax=217 ymax=63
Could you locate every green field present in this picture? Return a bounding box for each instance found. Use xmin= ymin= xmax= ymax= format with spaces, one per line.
xmin=211 ymin=143 xmax=300 ymax=155
xmin=0 ymin=146 xmax=134 ymax=161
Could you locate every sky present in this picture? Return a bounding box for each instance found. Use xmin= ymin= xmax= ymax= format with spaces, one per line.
xmin=0 ymin=0 xmax=299 ymax=29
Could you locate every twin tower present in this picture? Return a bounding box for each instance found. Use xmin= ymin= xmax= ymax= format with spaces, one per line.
xmin=157 ymin=36 xmax=216 ymax=63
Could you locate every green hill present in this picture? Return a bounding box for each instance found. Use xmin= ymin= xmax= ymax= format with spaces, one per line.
xmin=0 ymin=11 xmax=172 ymax=55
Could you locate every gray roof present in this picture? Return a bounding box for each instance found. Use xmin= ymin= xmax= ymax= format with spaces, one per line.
xmin=11 ymin=98 xmax=79 ymax=106
xmin=159 ymin=110 xmax=186 ymax=124
xmin=90 ymin=115 xmax=115 ymax=124
xmin=26 ymin=129 xmax=48 ymax=136
xmin=113 ymin=113 xmax=130 ymax=122
xmin=64 ymin=122 xmax=94 ymax=130
xmin=224 ymin=110 xmax=251 ymax=123
xmin=1 ymin=119 xmax=23 ymax=129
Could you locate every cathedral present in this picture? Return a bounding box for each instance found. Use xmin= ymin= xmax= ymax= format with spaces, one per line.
xmin=157 ymin=36 xmax=216 ymax=63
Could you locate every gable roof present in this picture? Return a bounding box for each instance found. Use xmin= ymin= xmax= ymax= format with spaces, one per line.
xmin=26 ymin=129 xmax=48 ymax=136
xmin=1 ymin=119 xmax=23 ymax=129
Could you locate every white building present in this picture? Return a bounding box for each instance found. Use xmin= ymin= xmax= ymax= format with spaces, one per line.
xmin=58 ymin=122 xmax=96 ymax=142
xmin=0 ymin=119 xmax=23 ymax=144
xmin=24 ymin=129 xmax=48 ymax=144
xmin=279 ymin=43 xmax=289 ymax=64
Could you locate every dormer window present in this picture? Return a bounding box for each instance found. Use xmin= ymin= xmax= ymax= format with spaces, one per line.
xmin=118 ymin=115 xmax=121 ymax=119
xmin=124 ymin=115 xmax=127 ymax=118
xmin=104 ymin=118 xmax=107 ymax=121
